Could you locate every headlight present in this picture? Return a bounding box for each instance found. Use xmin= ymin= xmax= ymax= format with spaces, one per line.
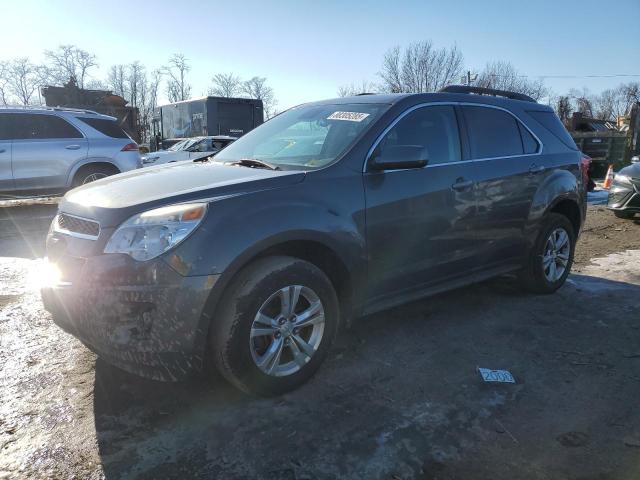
xmin=104 ymin=203 xmax=207 ymax=261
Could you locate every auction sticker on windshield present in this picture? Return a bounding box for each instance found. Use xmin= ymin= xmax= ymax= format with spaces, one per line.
xmin=327 ymin=111 xmax=370 ymax=122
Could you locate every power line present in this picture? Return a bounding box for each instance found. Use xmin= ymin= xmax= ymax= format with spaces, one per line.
xmin=487 ymin=73 xmax=640 ymax=79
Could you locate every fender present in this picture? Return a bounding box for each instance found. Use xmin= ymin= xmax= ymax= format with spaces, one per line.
xmin=524 ymin=168 xmax=581 ymax=244
xmin=65 ymin=157 xmax=121 ymax=187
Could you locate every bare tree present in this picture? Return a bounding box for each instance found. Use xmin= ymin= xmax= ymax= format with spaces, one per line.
xmin=209 ymin=72 xmax=242 ymax=98
xmin=44 ymin=45 xmax=97 ymax=88
xmin=555 ymin=95 xmax=572 ymax=125
xmin=569 ymin=87 xmax=594 ymax=117
xmin=127 ymin=61 xmax=146 ymax=108
xmin=6 ymin=58 xmax=43 ymax=105
xmin=337 ymin=80 xmax=377 ymax=97
xmin=0 ymin=61 xmax=9 ymax=105
xmin=107 ymin=64 xmax=128 ymax=99
xmin=379 ymin=46 xmax=404 ymax=93
xmin=620 ymin=82 xmax=640 ymax=114
xmin=378 ymin=41 xmax=463 ymax=94
xmin=474 ymin=61 xmax=547 ymax=101
xmin=164 ymin=54 xmax=191 ymax=102
xmin=242 ymin=76 xmax=277 ymax=118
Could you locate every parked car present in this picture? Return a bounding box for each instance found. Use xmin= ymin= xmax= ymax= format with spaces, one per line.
xmin=42 ymin=86 xmax=586 ymax=396
xmin=607 ymin=156 xmax=640 ymax=219
xmin=0 ymin=107 xmax=140 ymax=194
xmin=141 ymin=135 xmax=236 ymax=166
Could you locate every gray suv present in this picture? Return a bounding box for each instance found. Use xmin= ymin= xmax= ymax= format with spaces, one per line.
xmin=42 ymin=87 xmax=587 ymax=396
xmin=0 ymin=107 xmax=141 ymax=194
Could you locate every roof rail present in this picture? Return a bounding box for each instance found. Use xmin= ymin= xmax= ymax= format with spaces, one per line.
xmin=0 ymin=105 xmax=100 ymax=114
xmin=439 ymin=85 xmax=537 ymax=103
xmin=355 ymin=92 xmax=376 ymax=96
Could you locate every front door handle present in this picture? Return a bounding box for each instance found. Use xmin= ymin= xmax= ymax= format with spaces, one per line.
xmin=451 ymin=178 xmax=473 ymax=191
xmin=0 ymin=149 xmax=5 ymax=153
xmin=65 ymin=145 xmax=81 ymax=150
xmin=529 ymin=164 xmax=545 ymax=174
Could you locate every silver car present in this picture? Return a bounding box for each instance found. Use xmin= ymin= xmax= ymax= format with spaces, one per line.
xmin=0 ymin=107 xmax=141 ymax=193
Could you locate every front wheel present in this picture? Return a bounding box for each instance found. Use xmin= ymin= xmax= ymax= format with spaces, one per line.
xmin=210 ymin=256 xmax=339 ymax=396
xmin=519 ymin=213 xmax=576 ymax=294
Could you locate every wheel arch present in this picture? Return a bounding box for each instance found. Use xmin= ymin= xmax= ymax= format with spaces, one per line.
xmin=67 ymin=159 xmax=121 ymax=187
xmin=196 ymin=235 xmax=357 ymax=364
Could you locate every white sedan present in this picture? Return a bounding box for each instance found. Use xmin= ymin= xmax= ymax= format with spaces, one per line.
xmin=142 ymin=136 xmax=237 ymax=166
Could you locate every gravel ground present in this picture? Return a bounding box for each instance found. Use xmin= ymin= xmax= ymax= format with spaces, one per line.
xmin=0 ymin=205 xmax=639 ymax=480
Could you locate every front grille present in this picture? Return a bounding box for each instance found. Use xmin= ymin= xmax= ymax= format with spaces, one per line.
xmin=56 ymin=213 xmax=100 ymax=238
xmin=627 ymin=194 xmax=640 ymax=209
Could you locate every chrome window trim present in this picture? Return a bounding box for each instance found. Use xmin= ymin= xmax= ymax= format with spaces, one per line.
xmin=53 ymin=213 xmax=100 ymax=241
xmin=363 ymin=101 xmax=544 ymax=173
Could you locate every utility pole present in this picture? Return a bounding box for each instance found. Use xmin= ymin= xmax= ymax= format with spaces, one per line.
xmin=461 ymin=71 xmax=477 ymax=86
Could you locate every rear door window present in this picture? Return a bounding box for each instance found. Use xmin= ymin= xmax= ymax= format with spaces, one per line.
xmin=12 ymin=113 xmax=83 ymax=140
xmin=379 ymin=105 xmax=461 ymax=165
xmin=462 ymin=106 xmax=523 ymax=159
xmin=76 ymin=117 xmax=130 ymax=139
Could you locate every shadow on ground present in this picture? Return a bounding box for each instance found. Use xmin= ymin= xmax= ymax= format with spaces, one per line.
xmin=91 ymin=274 xmax=640 ymax=480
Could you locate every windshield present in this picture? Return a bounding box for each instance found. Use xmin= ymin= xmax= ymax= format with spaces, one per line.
xmin=214 ymin=103 xmax=386 ymax=170
xmin=168 ymin=139 xmax=199 ymax=151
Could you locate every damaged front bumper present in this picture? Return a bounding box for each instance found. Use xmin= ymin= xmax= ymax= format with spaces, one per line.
xmin=41 ymin=252 xmax=219 ymax=381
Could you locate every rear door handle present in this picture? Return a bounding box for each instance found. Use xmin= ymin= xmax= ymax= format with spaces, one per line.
xmin=451 ymin=178 xmax=473 ymax=191
xmin=65 ymin=145 xmax=81 ymax=150
xmin=529 ymin=164 xmax=545 ymax=174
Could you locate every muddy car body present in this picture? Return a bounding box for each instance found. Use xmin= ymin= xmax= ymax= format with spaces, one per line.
xmin=42 ymin=88 xmax=586 ymax=394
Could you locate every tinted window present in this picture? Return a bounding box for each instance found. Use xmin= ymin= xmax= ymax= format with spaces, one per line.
xmin=11 ymin=113 xmax=82 ymax=140
xmin=463 ymin=106 xmax=523 ymax=159
xmin=0 ymin=114 xmax=10 ymax=140
xmin=518 ymin=122 xmax=539 ymax=154
xmin=76 ymin=117 xmax=130 ymax=139
xmin=527 ymin=110 xmax=578 ymax=150
xmin=378 ymin=105 xmax=461 ymax=165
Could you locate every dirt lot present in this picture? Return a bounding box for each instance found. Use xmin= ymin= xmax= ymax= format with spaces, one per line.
xmin=0 ymin=204 xmax=639 ymax=480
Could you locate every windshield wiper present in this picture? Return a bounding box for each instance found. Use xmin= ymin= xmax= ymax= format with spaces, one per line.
xmin=226 ymin=158 xmax=280 ymax=170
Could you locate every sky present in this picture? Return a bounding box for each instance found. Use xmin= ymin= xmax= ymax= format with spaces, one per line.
xmin=1 ymin=0 xmax=639 ymax=110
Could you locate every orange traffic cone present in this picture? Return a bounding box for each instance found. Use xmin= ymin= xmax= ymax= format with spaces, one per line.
xmin=603 ymin=165 xmax=614 ymax=189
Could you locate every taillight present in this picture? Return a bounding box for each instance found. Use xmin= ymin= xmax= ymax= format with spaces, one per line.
xmin=580 ymin=154 xmax=591 ymax=188
xmin=121 ymin=143 xmax=139 ymax=152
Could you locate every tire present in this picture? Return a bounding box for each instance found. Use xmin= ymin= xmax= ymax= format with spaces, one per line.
xmin=73 ymin=164 xmax=118 ymax=187
xmin=614 ymin=210 xmax=635 ymax=220
xmin=210 ymin=256 xmax=339 ymax=396
xmin=519 ymin=213 xmax=576 ymax=294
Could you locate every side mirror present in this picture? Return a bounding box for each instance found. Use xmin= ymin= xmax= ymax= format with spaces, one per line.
xmin=631 ymin=156 xmax=639 ymax=164
xmin=369 ymin=145 xmax=428 ymax=171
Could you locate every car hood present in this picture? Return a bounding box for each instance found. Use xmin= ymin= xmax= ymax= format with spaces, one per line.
xmin=61 ymin=161 xmax=305 ymax=227
xmin=619 ymin=162 xmax=640 ymax=180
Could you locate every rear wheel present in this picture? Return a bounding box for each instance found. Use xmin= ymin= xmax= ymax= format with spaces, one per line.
xmin=519 ymin=213 xmax=576 ymax=294
xmin=614 ymin=210 xmax=635 ymax=220
xmin=210 ymin=256 xmax=339 ymax=396
xmin=73 ymin=164 xmax=119 ymax=187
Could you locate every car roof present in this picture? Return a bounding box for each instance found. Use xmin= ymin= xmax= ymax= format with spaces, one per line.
xmin=305 ymin=92 xmax=553 ymax=112
xmin=0 ymin=105 xmax=117 ymax=121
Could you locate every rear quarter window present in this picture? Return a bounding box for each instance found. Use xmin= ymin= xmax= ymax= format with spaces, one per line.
xmin=77 ymin=117 xmax=130 ymax=139
xmin=527 ymin=111 xmax=577 ymax=150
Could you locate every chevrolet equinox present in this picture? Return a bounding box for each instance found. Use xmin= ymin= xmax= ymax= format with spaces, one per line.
xmin=42 ymin=86 xmax=587 ymax=395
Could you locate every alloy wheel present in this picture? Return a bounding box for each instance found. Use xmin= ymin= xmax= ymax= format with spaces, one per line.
xmin=82 ymin=172 xmax=108 ymax=184
xmin=542 ymin=227 xmax=571 ymax=282
xmin=250 ymin=285 xmax=325 ymax=377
